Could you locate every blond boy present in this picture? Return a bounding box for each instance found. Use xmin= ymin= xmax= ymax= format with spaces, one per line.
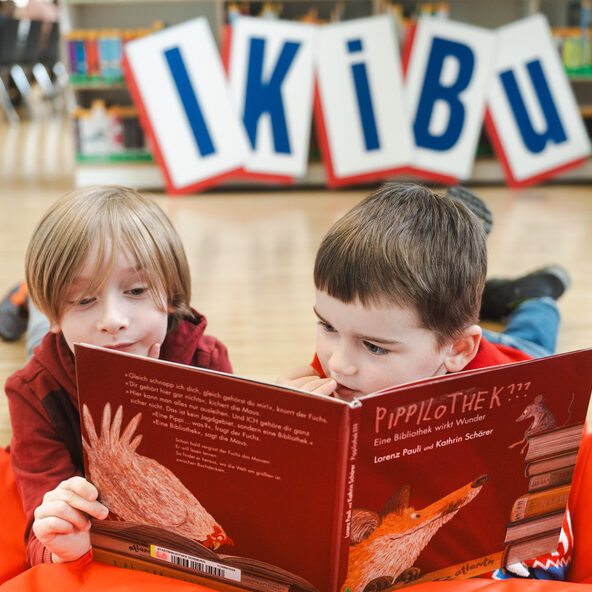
xmin=6 ymin=186 xmax=231 ymax=566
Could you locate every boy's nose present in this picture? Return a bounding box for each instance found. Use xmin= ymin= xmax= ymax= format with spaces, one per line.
xmin=97 ymin=300 xmax=128 ymax=333
xmin=327 ymin=347 xmax=357 ymax=377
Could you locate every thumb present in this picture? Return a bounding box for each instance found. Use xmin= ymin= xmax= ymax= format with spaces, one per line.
xmin=316 ymin=378 xmax=337 ymax=396
xmin=147 ymin=343 xmax=161 ymax=359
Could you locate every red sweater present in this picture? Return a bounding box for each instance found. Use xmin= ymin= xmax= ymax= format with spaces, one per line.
xmin=464 ymin=337 xmax=532 ymax=369
xmin=5 ymin=310 xmax=231 ymax=567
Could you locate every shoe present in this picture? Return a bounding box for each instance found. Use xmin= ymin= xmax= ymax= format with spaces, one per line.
xmin=480 ymin=265 xmax=570 ymax=322
xmin=0 ymin=282 xmax=29 ymax=342
xmin=446 ymin=186 xmax=493 ymax=235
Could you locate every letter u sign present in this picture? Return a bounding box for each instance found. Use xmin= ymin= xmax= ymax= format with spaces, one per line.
xmin=485 ymin=15 xmax=590 ymax=187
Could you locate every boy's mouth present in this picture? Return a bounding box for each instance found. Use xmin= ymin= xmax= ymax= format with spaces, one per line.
xmin=104 ymin=342 xmax=136 ymax=352
xmin=334 ymin=382 xmax=360 ymax=401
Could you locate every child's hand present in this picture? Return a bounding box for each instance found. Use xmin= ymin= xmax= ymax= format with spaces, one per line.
xmin=147 ymin=343 xmax=161 ymax=359
xmin=277 ymin=365 xmax=337 ymax=396
xmin=32 ymin=476 xmax=109 ymax=563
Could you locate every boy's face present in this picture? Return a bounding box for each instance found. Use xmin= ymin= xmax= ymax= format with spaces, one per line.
xmin=51 ymin=242 xmax=170 ymax=357
xmin=314 ymin=290 xmax=451 ymax=399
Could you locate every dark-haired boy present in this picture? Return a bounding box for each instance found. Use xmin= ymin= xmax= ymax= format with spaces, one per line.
xmin=279 ymin=183 xmax=570 ymax=579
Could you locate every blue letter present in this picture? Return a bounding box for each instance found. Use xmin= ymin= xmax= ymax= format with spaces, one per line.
xmin=500 ymin=59 xmax=567 ymax=154
xmin=347 ymin=39 xmax=380 ymax=151
xmin=243 ymin=37 xmax=300 ymax=154
xmin=414 ymin=37 xmax=475 ymax=151
xmin=164 ymin=46 xmax=215 ymax=157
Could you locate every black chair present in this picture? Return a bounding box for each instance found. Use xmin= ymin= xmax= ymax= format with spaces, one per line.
xmin=0 ymin=17 xmax=20 ymax=64
xmin=32 ymin=21 xmax=66 ymax=101
xmin=0 ymin=17 xmax=20 ymax=122
xmin=39 ymin=20 xmax=59 ymax=66
xmin=21 ymin=19 xmax=42 ymax=66
xmin=10 ymin=19 xmax=43 ymax=116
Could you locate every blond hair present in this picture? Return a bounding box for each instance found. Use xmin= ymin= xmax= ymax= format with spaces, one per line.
xmin=25 ymin=186 xmax=192 ymax=327
xmin=314 ymin=183 xmax=487 ymax=345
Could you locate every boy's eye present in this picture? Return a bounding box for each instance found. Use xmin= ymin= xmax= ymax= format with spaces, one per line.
xmin=77 ymin=297 xmax=95 ymax=306
xmin=127 ymin=287 xmax=148 ymax=296
xmin=364 ymin=341 xmax=389 ymax=355
xmin=318 ymin=320 xmax=336 ymax=333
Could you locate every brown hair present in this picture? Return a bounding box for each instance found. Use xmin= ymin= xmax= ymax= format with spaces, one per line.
xmin=314 ymin=183 xmax=487 ymax=345
xmin=25 ymin=185 xmax=192 ymax=328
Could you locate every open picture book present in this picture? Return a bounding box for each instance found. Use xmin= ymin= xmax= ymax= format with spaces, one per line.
xmin=74 ymin=344 xmax=592 ymax=592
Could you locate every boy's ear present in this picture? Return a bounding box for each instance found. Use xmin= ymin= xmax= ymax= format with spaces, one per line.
xmin=49 ymin=321 xmax=61 ymax=334
xmin=443 ymin=325 xmax=482 ymax=374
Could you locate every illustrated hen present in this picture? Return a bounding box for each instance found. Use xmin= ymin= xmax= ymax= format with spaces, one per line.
xmin=343 ymin=474 xmax=488 ymax=592
xmin=82 ymin=402 xmax=232 ymax=550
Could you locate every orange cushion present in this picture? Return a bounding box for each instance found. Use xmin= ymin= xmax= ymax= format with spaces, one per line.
xmin=0 ymin=447 xmax=26 ymax=584
xmin=2 ymin=563 xmax=592 ymax=592
xmin=568 ymin=431 xmax=592 ymax=583
xmin=2 ymin=435 xmax=592 ymax=591
xmin=0 ymin=554 xmax=220 ymax=592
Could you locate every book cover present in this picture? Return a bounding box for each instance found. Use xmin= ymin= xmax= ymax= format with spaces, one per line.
xmin=75 ymin=344 xmax=361 ymax=592
xmin=75 ymin=345 xmax=592 ymax=592
xmin=346 ymin=348 xmax=592 ymax=590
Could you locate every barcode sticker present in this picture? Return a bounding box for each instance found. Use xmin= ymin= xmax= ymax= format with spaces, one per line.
xmin=150 ymin=544 xmax=242 ymax=582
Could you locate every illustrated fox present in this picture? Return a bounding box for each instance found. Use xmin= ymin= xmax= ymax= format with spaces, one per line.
xmin=342 ymin=474 xmax=488 ymax=592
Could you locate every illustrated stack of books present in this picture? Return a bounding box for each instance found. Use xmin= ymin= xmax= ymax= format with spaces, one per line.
xmin=503 ymin=422 xmax=585 ymax=566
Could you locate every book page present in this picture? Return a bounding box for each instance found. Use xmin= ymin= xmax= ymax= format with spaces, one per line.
xmin=348 ymin=349 xmax=592 ymax=589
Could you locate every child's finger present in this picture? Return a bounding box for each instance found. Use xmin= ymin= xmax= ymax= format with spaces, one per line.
xmin=277 ymin=365 xmax=321 ymax=384
xmin=64 ymin=494 xmax=108 ymax=520
xmin=55 ymin=476 xmax=99 ymax=501
xmin=33 ymin=515 xmax=77 ymax=540
xmin=286 ymin=376 xmax=337 ymax=395
xmin=44 ymin=477 xmax=109 ymax=519
xmin=281 ymin=375 xmax=323 ymax=389
xmin=147 ymin=343 xmax=161 ymax=359
xmin=302 ymin=377 xmax=337 ymax=395
xmin=33 ymin=504 xmax=88 ymax=536
xmin=312 ymin=378 xmax=337 ymax=396
xmin=37 ymin=493 xmax=105 ymax=527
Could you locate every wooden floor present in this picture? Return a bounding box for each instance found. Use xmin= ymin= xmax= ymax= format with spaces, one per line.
xmin=0 ymin=114 xmax=591 ymax=447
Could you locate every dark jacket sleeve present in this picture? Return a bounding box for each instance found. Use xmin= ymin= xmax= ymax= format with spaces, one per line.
xmin=192 ymin=335 xmax=232 ymax=374
xmin=5 ymin=372 xmax=81 ymax=566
